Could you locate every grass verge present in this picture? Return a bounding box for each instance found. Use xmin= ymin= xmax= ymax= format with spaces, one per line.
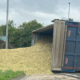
xmin=0 ymin=70 xmax=24 ymax=80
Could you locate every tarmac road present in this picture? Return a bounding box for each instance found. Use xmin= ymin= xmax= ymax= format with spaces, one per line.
xmin=12 ymin=72 xmax=80 ymax=80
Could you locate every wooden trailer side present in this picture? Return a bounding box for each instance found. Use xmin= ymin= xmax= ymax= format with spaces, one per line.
xmin=52 ymin=20 xmax=67 ymax=71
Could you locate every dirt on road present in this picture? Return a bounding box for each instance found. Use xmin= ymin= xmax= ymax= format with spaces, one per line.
xmin=12 ymin=73 xmax=80 ymax=80
xmin=26 ymin=74 xmax=80 ymax=80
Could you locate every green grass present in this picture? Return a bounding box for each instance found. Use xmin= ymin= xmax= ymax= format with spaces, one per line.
xmin=0 ymin=70 xmax=24 ymax=80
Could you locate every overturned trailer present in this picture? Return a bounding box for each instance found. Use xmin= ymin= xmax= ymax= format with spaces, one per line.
xmin=32 ymin=19 xmax=80 ymax=72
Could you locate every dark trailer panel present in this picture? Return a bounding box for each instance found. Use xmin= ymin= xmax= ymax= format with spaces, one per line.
xmin=62 ymin=21 xmax=80 ymax=72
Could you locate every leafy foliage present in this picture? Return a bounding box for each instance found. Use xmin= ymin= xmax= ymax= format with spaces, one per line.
xmin=17 ymin=20 xmax=43 ymax=47
xmin=69 ymin=18 xmax=73 ymax=21
xmin=0 ymin=20 xmax=43 ymax=48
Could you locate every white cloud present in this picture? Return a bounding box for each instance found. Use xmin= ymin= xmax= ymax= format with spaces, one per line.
xmin=0 ymin=0 xmax=80 ymax=27
xmin=0 ymin=11 xmax=6 ymax=25
xmin=70 ymin=8 xmax=80 ymax=21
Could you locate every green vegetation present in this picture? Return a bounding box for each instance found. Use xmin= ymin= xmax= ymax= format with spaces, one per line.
xmin=68 ymin=18 xmax=73 ymax=21
xmin=0 ymin=20 xmax=43 ymax=48
xmin=0 ymin=70 xmax=24 ymax=80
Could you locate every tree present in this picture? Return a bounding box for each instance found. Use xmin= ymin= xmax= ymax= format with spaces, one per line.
xmin=0 ymin=20 xmax=16 ymax=47
xmin=10 ymin=20 xmax=43 ymax=48
xmin=10 ymin=29 xmax=20 ymax=47
xmin=0 ymin=20 xmax=16 ymax=35
xmin=0 ymin=20 xmax=43 ymax=48
xmin=8 ymin=20 xmax=16 ymax=27
xmin=69 ymin=18 xmax=73 ymax=21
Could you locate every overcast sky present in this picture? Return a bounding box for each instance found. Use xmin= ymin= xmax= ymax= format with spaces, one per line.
xmin=0 ymin=0 xmax=80 ymax=27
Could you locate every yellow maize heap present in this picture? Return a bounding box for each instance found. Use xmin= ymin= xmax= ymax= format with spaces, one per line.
xmin=0 ymin=36 xmax=53 ymax=75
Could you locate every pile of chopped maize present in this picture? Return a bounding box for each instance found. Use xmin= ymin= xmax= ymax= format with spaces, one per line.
xmin=0 ymin=36 xmax=53 ymax=75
